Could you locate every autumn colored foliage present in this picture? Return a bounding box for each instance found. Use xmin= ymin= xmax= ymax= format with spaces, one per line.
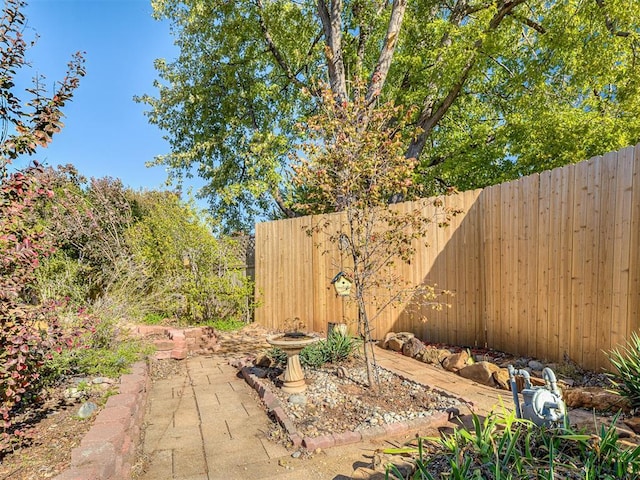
xmin=0 ymin=0 xmax=85 ymax=449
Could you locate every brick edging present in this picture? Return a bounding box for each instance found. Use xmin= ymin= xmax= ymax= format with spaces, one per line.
xmin=232 ymin=359 xmax=451 ymax=451
xmin=53 ymin=361 xmax=151 ymax=480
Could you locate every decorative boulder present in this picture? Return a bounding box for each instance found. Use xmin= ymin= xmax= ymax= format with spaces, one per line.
xmin=563 ymin=387 xmax=631 ymax=412
xmin=441 ymin=351 xmax=470 ymax=372
xmin=380 ymin=332 xmax=396 ymax=349
xmin=402 ymin=337 xmax=426 ymax=358
xmin=458 ymin=361 xmax=501 ymax=387
xmin=419 ymin=346 xmax=451 ymax=365
xmin=386 ymin=332 xmax=415 ymax=352
xmin=387 ymin=337 xmax=405 ymax=352
xmin=492 ymin=368 xmax=511 ymax=390
xmin=254 ymin=352 xmax=274 ymax=368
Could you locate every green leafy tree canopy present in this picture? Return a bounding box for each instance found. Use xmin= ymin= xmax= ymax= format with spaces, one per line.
xmin=140 ymin=0 xmax=640 ymax=229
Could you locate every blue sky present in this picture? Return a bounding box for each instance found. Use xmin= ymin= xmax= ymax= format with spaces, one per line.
xmin=14 ymin=0 xmax=189 ymax=192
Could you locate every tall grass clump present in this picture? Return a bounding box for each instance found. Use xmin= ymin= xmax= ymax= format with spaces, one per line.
xmin=608 ymin=331 xmax=640 ymax=410
xmin=384 ymin=410 xmax=640 ymax=479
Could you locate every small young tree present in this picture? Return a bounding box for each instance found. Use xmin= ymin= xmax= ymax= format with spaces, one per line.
xmin=291 ymin=88 xmax=455 ymax=388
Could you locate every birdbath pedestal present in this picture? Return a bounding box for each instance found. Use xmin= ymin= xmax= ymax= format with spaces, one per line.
xmin=266 ymin=333 xmax=320 ymax=394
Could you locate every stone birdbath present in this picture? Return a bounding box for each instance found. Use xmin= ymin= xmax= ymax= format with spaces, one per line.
xmin=266 ymin=332 xmax=320 ymax=394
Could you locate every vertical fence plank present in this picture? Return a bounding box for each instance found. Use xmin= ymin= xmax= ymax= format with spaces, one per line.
xmin=629 ymin=145 xmax=640 ymax=342
xmin=608 ymin=147 xmax=635 ymax=367
xmin=582 ymin=156 xmax=603 ymax=370
xmin=595 ymin=152 xmax=618 ymax=369
xmin=485 ymin=185 xmax=502 ymax=349
xmin=570 ymin=160 xmax=589 ymax=364
xmin=536 ymin=171 xmax=551 ymax=361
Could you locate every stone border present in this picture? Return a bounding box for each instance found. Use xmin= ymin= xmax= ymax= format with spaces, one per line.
xmin=53 ymin=361 xmax=150 ymax=480
xmin=233 ymin=359 xmax=453 ymax=451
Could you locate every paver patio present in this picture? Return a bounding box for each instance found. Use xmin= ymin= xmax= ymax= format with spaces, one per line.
xmin=136 ymin=341 xmax=511 ymax=480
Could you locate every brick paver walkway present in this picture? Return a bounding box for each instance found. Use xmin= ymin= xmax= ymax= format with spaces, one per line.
xmin=136 ymin=341 xmax=512 ymax=479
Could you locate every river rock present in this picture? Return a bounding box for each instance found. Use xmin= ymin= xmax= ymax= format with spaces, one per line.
xmin=442 ymin=351 xmax=470 ymax=372
xmin=77 ymin=401 xmax=98 ymax=419
xmin=458 ymin=361 xmax=501 ymax=386
xmin=402 ymin=337 xmax=426 ymax=358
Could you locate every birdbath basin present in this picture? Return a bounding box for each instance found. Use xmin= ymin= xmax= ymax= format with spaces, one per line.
xmin=266 ymin=333 xmax=320 ymax=394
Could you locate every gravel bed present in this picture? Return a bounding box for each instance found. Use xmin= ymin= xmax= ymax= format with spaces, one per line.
xmin=266 ymin=363 xmax=462 ymax=438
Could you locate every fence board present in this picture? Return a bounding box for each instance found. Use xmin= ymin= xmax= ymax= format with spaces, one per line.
xmin=254 ymin=144 xmax=640 ymax=371
xmin=536 ymin=172 xmax=551 ymax=361
xmin=583 ymin=156 xmax=603 ymax=369
xmin=611 ymin=147 xmax=634 ymax=359
xmin=629 ymin=147 xmax=640 ymax=341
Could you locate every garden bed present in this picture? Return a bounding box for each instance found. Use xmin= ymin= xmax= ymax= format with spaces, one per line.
xmin=239 ymin=358 xmax=463 ymax=449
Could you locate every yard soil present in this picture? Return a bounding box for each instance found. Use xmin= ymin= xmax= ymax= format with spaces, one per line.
xmin=0 ymin=389 xmax=102 ymax=480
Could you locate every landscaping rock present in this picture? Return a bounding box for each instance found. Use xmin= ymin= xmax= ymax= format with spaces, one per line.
xmin=386 ymin=332 xmax=415 ymax=352
xmin=441 ymin=351 xmax=470 ymax=372
xmin=254 ymin=352 xmax=274 ymax=368
xmin=386 ymin=336 xmax=405 ymax=352
xmin=77 ymin=402 xmax=98 ymax=419
xmin=380 ymin=332 xmax=396 ymax=349
xmin=624 ymin=417 xmax=640 ymax=435
xmin=458 ymin=361 xmax=500 ymax=387
xmin=418 ymin=346 xmax=451 ymax=365
xmin=563 ymin=387 xmax=631 ymax=412
xmin=402 ymin=337 xmax=425 ymax=358
xmin=492 ymin=368 xmax=511 ymax=390
xmin=528 ymin=360 xmax=544 ymax=371
xmin=352 ymin=466 xmax=384 ymax=479
xmin=288 ymin=394 xmax=307 ymax=406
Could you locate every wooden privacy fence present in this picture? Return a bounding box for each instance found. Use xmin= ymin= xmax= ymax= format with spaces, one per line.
xmin=254 ymin=145 xmax=640 ymax=370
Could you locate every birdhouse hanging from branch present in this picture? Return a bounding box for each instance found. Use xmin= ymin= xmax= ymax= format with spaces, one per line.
xmin=331 ymin=271 xmax=352 ymax=296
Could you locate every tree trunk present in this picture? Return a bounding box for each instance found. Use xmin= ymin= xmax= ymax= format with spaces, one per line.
xmin=317 ymin=0 xmax=348 ymax=103
xmin=357 ymin=294 xmax=378 ymax=390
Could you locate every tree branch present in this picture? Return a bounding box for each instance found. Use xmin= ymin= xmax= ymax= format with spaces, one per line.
xmin=365 ymin=0 xmax=408 ymax=105
xmin=595 ymin=0 xmax=630 ymax=37
xmin=317 ymin=0 xmax=348 ymax=102
xmin=406 ymin=0 xmax=526 ymax=160
xmin=255 ymin=0 xmax=310 ymax=90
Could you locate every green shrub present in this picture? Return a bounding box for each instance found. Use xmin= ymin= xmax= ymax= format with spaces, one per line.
xmin=41 ymin=317 xmax=154 ymax=382
xmin=143 ymin=312 xmax=169 ymax=325
xmin=35 ymin=251 xmax=91 ymax=306
xmin=608 ymin=331 xmax=640 ymax=410
xmin=206 ymin=318 xmax=246 ymax=331
xmin=125 ymin=191 xmax=256 ymax=325
xmin=267 ymin=347 xmax=288 ymax=366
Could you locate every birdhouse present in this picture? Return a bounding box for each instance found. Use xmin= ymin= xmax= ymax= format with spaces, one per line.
xmin=331 ymin=272 xmax=352 ymax=296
